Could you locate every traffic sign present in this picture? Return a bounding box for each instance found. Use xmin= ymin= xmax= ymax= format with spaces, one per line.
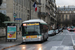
xmin=13 ymin=13 xmax=17 ymax=17
xmin=15 ymin=18 xmax=22 ymax=20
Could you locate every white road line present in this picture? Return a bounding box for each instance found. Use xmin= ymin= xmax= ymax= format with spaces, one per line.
xmin=50 ymin=46 xmax=58 ymax=50
xmin=50 ymin=46 xmax=73 ymax=50
xmin=63 ymin=46 xmax=70 ymax=50
xmin=16 ymin=48 xmax=21 ymax=50
xmin=71 ymin=34 xmax=75 ymax=45
xmin=38 ymin=46 xmax=47 ymax=50
xmin=69 ymin=31 xmax=75 ymax=45
xmin=60 ymin=35 xmax=66 ymax=45
xmin=27 ymin=47 xmax=35 ymax=50
xmin=42 ymin=47 xmax=47 ymax=50
xmin=63 ymin=46 xmax=73 ymax=50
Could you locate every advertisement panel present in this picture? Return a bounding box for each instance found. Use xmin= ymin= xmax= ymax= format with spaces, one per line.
xmin=7 ymin=26 xmax=17 ymax=40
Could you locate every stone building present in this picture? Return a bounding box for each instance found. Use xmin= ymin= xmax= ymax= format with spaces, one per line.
xmin=0 ymin=0 xmax=57 ymax=30
xmin=38 ymin=0 xmax=57 ymax=29
xmin=0 ymin=0 xmax=38 ymax=30
xmin=57 ymin=6 xmax=75 ymax=27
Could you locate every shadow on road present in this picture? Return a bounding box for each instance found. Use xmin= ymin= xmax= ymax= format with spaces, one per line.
xmin=20 ymin=40 xmax=47 ymax=45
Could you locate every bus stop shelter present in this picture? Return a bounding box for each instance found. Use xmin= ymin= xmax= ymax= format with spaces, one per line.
xmin=3 ymin=21 xmax=19 ymax=42
xmin=3 ymin=21 xmax=19 ymax=25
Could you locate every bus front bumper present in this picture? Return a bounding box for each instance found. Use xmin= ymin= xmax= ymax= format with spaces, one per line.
xmin=22 ymin=38 xmax=42 ymax=42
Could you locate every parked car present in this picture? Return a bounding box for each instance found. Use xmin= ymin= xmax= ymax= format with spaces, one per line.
xmin=59 ymin=28 xmax=63 ymax=32
xmin=67 ymin=27 xmax=75 ymax=31
xmin=67 ymin=27 xmax=71 ymax=30
xmin=48 ymin=30 xmax=56 ymax=36
xmin=55 ymin=29 xmax=59 ymax=34
xmin=63 ymin=27 xmax=67 ymax=29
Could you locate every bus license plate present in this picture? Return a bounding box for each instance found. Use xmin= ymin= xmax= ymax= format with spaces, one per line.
xmin=26 ymin=35 xmax=37 ymax=38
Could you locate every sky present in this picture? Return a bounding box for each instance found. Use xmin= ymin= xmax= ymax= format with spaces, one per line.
xmin=56 ymin=0 xmax=75 ymax=7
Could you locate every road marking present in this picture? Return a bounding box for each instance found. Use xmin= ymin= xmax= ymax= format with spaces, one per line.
xmin=38 ymin=46 xmax=47 ymax=50
xmin=57 ymin=34 xmax=75 ymax=35
xmin=27 ymin=47 xmax=35 ymax=50
xmin=63 ymin=46 xmax=70 ymax=50
xmin=63 ymin=46 xmax=73 ymax=50
xmin=50 ymin=46 xmax=73 ymax=50
xmin=15 ymin=48 xmax=21 ymax=50
xmin=60 ymin=35 xmax=66 ymax=45
xmin=42 ymin=47 xmax=47 ymax=50
xmin=50 ymin=46 xmax=58 ymax=50
xmin=70 ymin=34 xmax=75 ymax=45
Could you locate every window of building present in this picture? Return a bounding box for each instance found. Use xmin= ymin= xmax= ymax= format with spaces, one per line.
xmin=62 ymin=11 xmax=64 ymax=13
xmin=19 ymin=12 xmax=20 ymax=18
xmin=1 ymin=3 xmax=6 ymax=8
xmin=59 ymin=11 xmax=61 ymax=13
xmin=16 ymin=7 xmax=18 ymax=10
xmin=73 ymin=11 xmax=75 ymax=13
xmin=69 ymin=11 xmax=71 ymax=13
xmin=66 ymin=11 xmax=68 ymax=13
xmin=19 ymin=6 xmax=20 ymax=11
xmin=67 ymin=15 xmax=69 ymax=20
xmin=3 ymin=0 xmax=6 ymax=2
xmin=64 ymin=15 xmax=66 ymax=20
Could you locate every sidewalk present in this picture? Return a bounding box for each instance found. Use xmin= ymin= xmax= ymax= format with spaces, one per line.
xmin=0 ymin=33 xmax=22 ymax=50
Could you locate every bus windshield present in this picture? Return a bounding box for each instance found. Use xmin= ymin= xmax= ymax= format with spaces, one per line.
xmin=22 ymin=24 xmax=40 ymax=36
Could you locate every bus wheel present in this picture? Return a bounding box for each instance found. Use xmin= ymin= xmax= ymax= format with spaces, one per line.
xmin=41 ymin=36 xmax=44 ymax=42
xmin=45 ymin=37 xmax=48 ymax=41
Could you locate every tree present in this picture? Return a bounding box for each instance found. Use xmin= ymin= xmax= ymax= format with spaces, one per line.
xmin=0 ymin=0 xmax=2 ymax=6
xmin=0 ymin=13 xmax=10 ymax=27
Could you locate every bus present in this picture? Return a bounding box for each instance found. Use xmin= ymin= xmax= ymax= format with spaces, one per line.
xmin=21 ymin=19 xmax=49 ymax=42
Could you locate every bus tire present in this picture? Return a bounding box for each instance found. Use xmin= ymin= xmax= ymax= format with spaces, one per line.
xmin=46 ymin=37 xmax=48 ymax=41
xmin=41 ymin=36 xmax=44 ymax=42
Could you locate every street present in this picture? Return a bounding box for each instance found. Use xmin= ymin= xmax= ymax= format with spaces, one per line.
xmin=4 ymin=30 xmax=75 ymax=50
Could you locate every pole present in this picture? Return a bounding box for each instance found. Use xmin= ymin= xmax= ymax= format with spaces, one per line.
xmin=39 ymin=0 xmax=41 ymax=19
xmin=14 ymin=17 xmax=15 ymax=21
xmin=30 ymin=0 xmax=31 ymax=19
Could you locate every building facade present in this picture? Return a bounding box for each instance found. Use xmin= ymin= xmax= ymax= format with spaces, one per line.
xmin=0 ymin=0 xmax=38 ymax=30
xmin=0 ymin=0 xmax=57 ymax=30
xmin=38 ymin=0 xmax=57 ymax=29
xmin=57 ymin=6 xmax=75 ymax=27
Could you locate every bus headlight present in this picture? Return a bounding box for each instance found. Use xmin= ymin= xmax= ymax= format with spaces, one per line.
xmin=38 ymin=36 xmax=42 ymax=39
xmin=23 ymin=37 xmax=26 ymax=40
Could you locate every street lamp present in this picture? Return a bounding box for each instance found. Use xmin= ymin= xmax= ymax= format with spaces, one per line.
xmin=13 ymin=13 xmax=17 ymax=21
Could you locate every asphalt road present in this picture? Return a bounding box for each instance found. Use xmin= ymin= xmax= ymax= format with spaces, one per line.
xmin=4 ymin=30 xmax=75 ymax=50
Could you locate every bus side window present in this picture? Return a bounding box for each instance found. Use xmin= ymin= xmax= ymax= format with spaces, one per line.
xmin=40 ymin=24 xmax=48 ymax=33
xmin=40 ymin=24 xmax=43 ymax=33
xmin=43 ymin=25 xmax=48 ymax=33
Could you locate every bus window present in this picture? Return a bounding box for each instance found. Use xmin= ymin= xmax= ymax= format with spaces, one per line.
xmin=40 ymin=24 xmax=48 ymax=33
xmin=43 ymin=25 xmax=48 ymax=33
xmin=22 ymin=25 xmax=40 ymax=36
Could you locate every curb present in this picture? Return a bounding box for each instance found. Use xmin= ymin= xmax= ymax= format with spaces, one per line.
xmin=1 ymin=44 xmax=18 ymax=50
xmin=1 ymin=42 xmax=22 ymax=50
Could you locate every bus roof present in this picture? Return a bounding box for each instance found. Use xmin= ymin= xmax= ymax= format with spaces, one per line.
xmin=22 ymin=19 xmax=47 ymax=24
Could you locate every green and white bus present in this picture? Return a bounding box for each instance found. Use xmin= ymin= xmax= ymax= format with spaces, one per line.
xmin=21 ymin=19 xmax=48 ymax=42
